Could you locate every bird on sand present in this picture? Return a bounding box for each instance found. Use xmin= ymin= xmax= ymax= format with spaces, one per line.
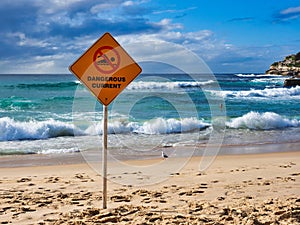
xmin=161 ymin=150 xmax=168 ymax=159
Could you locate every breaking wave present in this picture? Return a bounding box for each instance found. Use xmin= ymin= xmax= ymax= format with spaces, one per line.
xmin=226 ymin=111 xmax=300 ymax=130
xmin=0 ymin=117 xmax=83 ymax=141
xmin=86 ymin=117 xmax=210 ymax=135
xmin=0 ymin=117 xmax=210 ymax=141
xmin=212 ymin=86 xmax=300 ymax=99
xmin=2 ymin=111 xmax=298 ymax=142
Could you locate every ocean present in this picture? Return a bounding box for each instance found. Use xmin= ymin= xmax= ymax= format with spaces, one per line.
xmin=1 ymin=73 xmax=300 ymax=160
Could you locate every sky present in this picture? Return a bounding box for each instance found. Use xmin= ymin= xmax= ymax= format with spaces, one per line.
xmin=0 ymin=0 xmax=300 ymax=74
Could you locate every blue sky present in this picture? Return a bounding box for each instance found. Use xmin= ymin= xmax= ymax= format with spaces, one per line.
xmin=0 ymin=0 xmax=299 ymax=74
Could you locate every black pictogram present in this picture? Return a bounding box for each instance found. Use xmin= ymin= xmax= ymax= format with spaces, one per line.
xmin=93 ymin=46 xmax=120 ymax=74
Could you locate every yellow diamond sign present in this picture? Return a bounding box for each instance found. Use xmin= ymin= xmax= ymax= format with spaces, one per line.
xmin=69 ymin=32 xmax=142 ymax=106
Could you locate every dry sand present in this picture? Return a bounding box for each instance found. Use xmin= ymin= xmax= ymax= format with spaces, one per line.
xmin=0 ymin=151 xmax=300 ymax=224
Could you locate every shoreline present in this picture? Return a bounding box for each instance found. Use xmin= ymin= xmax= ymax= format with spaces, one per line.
xmin=1 ymin=141 xmax=300 ymax=168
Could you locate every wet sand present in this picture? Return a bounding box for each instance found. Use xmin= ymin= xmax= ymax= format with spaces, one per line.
xmin=0 ymin=151 xmax=300 ymax=224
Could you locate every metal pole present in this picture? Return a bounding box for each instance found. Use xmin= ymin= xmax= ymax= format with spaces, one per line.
xmin=102 ymin=105 xmax=108 ymax=209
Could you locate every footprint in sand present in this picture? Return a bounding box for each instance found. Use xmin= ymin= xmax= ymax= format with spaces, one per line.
xmin=199 ymin=183 xmax=208 ymax=189
xmin=179 ymin=189 xmax=205 ymax=196
xmin=17 ymin=177 xmax=32 ymax=183
xmin=132 ymin=189 xmax=151 ymax=197
xmin=110 ymin=195 xmax=131 ymax=202
xmin=142 ymin=197 xmax=152 ymax=203
xmin=290 ymin=172 xmax=300 ymax=176
xmin=45 ymin=177 xmax=61 ymax=183
xmin=196 ymin=172 xmax=207 ymax=176
xmin=74 ymin=173 xmax=94 ymax=182
xmin=279 ymin=162 xmax=296 ymax=168
xmin=170 ymin=172 xmax=180 ymax=176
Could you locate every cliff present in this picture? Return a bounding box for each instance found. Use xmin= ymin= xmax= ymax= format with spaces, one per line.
xmin=266 ymin=52 xmax=300 ymax=77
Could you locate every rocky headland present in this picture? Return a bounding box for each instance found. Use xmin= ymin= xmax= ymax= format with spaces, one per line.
xmin=266 ymin=52 xmax=300 ymax=87
xmin=266 ymin=52 xmax=300 ymax=77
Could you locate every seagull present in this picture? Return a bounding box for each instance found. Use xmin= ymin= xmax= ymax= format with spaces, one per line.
xmin=161 ymin=150 xmax=168 ymax=159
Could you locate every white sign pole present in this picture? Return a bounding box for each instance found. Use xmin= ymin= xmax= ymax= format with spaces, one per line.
xmin=102 ymin=105 xmax=108 ymax=209
xmin=69 ymin=33 xmax=141 ymax=209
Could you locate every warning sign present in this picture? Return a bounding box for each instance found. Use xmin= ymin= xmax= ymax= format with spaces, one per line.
xmin=69 ymin=32 xmax=142 ymax=106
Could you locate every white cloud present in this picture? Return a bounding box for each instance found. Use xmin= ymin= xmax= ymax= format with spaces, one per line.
xmin=154 ymin=19 xmax=183 ymax=30
xmin=116 ymin=29 xmax=287 ymax=73
xmin=117 ymin=30 xmax=229 ymax=63
xmin=1 ymin=53 xmax=76 ymax=74
xmin=90 ymin=3 xmax=120 ymax=14
xmin=274 ymin=5 xmax=300 ymax=22
xmin=122 ymin=0 xmax=150 ymax=7
xmin=152 ymin=6 xmax=197 ymax=15
xmin=6 ymin=32 xmax=51 ymax=48
xmin=1 ymin=28 xmax=232 ymax=73
xmin=116 ymin=30 xmax=226 ymax=72
xmin=280 ymin=6 xmax=300 ymax=15
xmin=122 ymin=1 xmax=134 ymax=7
xmin=120 ymin=38 xmax=212 ymax=74
xmin=36 ymin=0 xmax=85 ymax=14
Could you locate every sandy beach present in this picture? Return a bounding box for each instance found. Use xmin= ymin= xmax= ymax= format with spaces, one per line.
xmin=0 ymin=151 xmax=299 ymax=225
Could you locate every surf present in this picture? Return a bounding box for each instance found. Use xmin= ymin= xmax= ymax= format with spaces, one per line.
xmin=226 ymin=111 xmax=300 ymax=130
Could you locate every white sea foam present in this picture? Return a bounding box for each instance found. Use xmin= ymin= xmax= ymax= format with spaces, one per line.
xmin=251 ymin=77 xmax=285 ymax=88
xmin=235 ymin=73 xmax=257 ymax=77
xmin=235 ymin=73 xmax=281 ymax=78
xmin=85 ymin=117 xmax=210 ymax=135
xmin=37 ymin=148 xmax=80 ymax=154
xmin=0 ymin=117 xmax=83 ymax=141
xmin=127 ymin=80 xmax=215 ymax=90
xmin=226 ymin=111 xmax=300 ymax=130
xmin=251 ymin=77 xmax=285 ymax=83
xmin=212 ymin=86 xmax=300 ymax=99
xmin=134 ymin=117 xmax=210 ymax=134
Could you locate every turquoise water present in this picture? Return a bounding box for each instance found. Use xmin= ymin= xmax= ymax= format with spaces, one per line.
xmin=0 ymin=73 xmax=300 ymax=156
